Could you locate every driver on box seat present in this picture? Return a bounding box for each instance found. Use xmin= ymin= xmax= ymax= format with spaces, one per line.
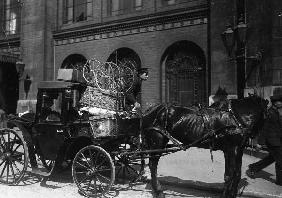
xmin=125 ymin=68 xmax=148 ymax=113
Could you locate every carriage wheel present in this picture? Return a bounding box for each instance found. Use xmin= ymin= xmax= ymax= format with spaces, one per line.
xmin=114 ymin=142 xmax=146 ymax=184
xmin=0 ymin=128 xmax=28 ymax=185
xmin=72 ymin=145 xmax=115 ymax=197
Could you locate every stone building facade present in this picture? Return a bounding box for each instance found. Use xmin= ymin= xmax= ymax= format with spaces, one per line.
xmin=0 ymin=0 xmax=281 ymax=114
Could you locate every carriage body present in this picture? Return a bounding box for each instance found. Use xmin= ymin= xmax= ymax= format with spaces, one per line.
xmin=0 ymin=79 xmax=145 ymax=197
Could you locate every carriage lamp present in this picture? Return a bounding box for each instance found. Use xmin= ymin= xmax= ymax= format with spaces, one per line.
xmin=16 ymin=60 xmax=25 ymax=78
xmin=221 ymin=24 xmax=235 ymax=57
xmin=24 ymin=75 xmax=32 ymax=99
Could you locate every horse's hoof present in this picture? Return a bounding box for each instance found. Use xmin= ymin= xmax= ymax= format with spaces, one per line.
xmin=245 ymin=169 xmax=256 ymax=179
xmin=153 ymin=191 xmax=165 ymax=198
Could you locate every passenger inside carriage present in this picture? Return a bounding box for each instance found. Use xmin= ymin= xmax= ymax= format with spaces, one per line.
xmin=40 ymin=92 xmax=61 ymax=121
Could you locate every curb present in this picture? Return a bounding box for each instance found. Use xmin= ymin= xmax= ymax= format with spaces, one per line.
xmin=159 ymin=177 xmax=282 ymax=198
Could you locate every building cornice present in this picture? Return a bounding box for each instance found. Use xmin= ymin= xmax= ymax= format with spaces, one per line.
xmin=53 ymin=4 xmax=208 ymax=43
xmin=0 ymin=36 xmax=20 ymax=48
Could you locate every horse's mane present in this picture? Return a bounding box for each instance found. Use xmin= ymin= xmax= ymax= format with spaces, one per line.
xmin=143 ymin=103 xmax=164 ymax=117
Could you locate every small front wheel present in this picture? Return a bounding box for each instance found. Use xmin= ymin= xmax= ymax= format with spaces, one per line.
xmin=72 ymin=145 xmax=115 ymax=197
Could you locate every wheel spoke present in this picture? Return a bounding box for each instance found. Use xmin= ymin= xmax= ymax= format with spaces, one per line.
xmin=78 ymin=175 xmax=90 ymax=186
xmin=75 ymin=171 xmax=88 ymax=174
xmin=0 ymin=160 xmax=5 ymax=167
xmin=80 ymin=152 xmax=91 ymax=168
xmin=9 ymin=161 xmax=16 ymax=182
xmin=11 ymin=144 xmax=21 ymax=155
xmin=97 ymin=173 xmax=111 ymax=183
xmin=11 ymin=161 xmax=21 ymax=174
xmin=96 ymin=168 xmax=112 ymax=172
xmin=0 ymin=161 xmax=7 ymax=178
xmin=74 ymin=160 xmax=89 ymax=170
xmin=88 ymin=149 xmax=94 ymax=167
xmin=6 ymin=161 xmax=9 ymax=183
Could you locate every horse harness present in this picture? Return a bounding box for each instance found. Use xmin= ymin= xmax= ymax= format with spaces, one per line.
xmin=202 ymin=101 xmax=248 ymax=138
xmin=149 ymin=102 xmax=249 ymax=152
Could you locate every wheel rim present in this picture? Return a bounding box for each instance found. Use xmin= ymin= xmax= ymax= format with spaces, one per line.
xmin=72 ymin=145 xmax=115 ymax=197
xmin=0 ymin=128 xmax=28 ymax=185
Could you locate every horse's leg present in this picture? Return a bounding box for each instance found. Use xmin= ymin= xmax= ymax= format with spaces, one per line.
xmin=146 ymin=129 xmax=167 ymax=198
xmin=222 ymin=141 xmax=245 ymax=198
xmin=149 ymin=155 xmax=164 ymax=198
xmin=223 ymin=147 xmax=232 ymax=185
xmin=222 ymin=146 xmax=234 ymax=198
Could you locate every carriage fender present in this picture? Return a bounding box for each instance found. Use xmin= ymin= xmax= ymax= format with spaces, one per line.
xmin=7 ymin=120 xmax=32 ymax=145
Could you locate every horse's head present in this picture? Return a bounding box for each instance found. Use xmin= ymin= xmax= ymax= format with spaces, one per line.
xmin=231 ymin=94 xmax=268 ymax=137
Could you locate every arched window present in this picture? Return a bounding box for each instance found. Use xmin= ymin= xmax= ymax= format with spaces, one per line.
xmin=162 ymin=41 xmax=206 ymax=106
xmin=61 ymin=54 xmax=87 ymax=69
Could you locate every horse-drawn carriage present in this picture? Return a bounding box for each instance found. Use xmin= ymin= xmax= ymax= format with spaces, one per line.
xmin=0 ymin=59 xmax=147 ymax=197
xmin=0 ymin=58 xmax=269 ymax=198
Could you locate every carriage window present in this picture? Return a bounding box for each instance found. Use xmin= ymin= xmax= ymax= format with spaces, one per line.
xmin=63 ymin=0 xmax=93 ymax=24
xmin=39 ymin=92 xmax=62 ymax=122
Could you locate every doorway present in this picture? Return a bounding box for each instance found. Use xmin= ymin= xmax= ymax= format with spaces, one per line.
xmin=0 ymin=62 xmax=19 ymax=114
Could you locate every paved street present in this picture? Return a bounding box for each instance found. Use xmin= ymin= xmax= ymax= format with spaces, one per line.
xmin=0 ymin=170 xmax=219 ymax=198
xmin=1 ymin=147 xmax=282 ymax=198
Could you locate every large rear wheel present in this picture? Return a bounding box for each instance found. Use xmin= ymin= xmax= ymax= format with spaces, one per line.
xmin=72 ymin=145 xmax=115 ymax=197
xmin=0 ymin=128 xmax=28 ymax=185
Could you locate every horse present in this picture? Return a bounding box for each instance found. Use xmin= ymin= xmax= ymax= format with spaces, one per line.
xmin=143 ymin=95 xmax=268 ymax=198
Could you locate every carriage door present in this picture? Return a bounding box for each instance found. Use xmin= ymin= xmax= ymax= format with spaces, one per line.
xmin=165 ymin=51 xmax=206 ymax=106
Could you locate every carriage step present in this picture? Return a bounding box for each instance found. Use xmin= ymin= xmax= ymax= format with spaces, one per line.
xmin=31 ymin=167 xmax=51 ymax=177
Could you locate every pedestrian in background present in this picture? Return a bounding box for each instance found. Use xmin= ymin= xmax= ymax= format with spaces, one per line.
xmin=246 ymin=90 xmax=282 ymax=186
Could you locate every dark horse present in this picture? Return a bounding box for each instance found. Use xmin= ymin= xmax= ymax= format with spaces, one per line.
xmin=142 ymin=95 xmax=268 ymax=198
